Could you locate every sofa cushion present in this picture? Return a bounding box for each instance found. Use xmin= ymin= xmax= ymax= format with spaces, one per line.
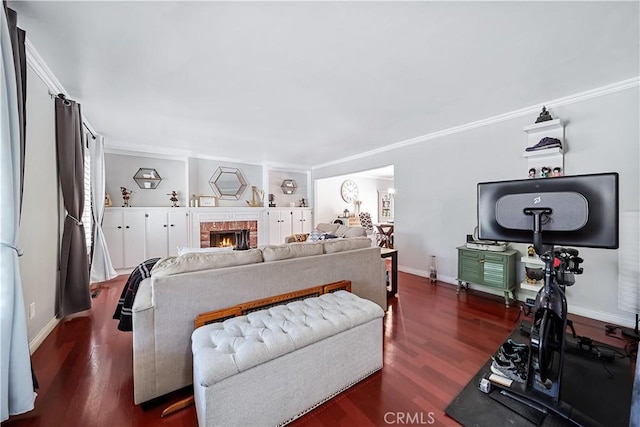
xmin=343 ymin=226 xmax=366 ymax=238
xmin=177 ymin=246 xmax=234 ymax=256
xmin=334 ymin=224 xmax=350 ymax=237
xmin=322 ymin=237 xmax=372 ymax=254
xmin=151 ymin=249 xmax=263 ymax=277
xmin=315 ymin=223 xmax=340 ymax=234
xmin=261 ymin=242 xmax=324 ymax=262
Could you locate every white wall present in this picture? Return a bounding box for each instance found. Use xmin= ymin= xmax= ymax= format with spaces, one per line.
xmin=104 ymin=152 xmax=187 ymax=207
xmin=18 ymin=65 xmax=59 ymax=348
xmin=315 ymin=174 xmax=393 ymax=225
xmin=313 ymin=85 xmax=639 ymax=327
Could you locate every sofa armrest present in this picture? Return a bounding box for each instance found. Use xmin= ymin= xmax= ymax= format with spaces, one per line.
xmin=132 ymin=278 xmax=153 ymax=312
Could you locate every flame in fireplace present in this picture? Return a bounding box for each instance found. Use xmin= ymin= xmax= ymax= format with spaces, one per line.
xmin=219 ymin=236 xmax=233 ymax=247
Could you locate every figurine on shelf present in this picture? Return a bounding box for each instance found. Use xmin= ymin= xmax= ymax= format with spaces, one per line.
xmin=552 ymin=167 xmax=562 ymax=177
xmin=268 ymin=193 xmax=276 ymax=207
xmin=535 ymin=106 xmax=553 ymax=123
xmin=528 ymin=167 xmax=536 ymax=179
xmin=300 ymin=198 xmax=307 ymax=208
xmin=527 ymin=245 xmax=535 ymax=257
xmin=246 ymin=186 xmax=264 ymax=207
xmin=120 ymin=187 xmax=133 ymax=207
xmin=105 ymin=193 xmax=113 ymax=207
xmin=167 ymin=191 xmax=179 ymax=207
xmin=540 ymin=166 xmax=551 ymax=178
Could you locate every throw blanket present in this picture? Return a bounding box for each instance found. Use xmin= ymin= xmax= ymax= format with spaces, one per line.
xmin=113 ymin=258 xmax=160 ymax=332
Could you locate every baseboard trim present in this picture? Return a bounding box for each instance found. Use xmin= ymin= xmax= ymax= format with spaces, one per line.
xmin=29 ymin=316 xmax=60 ymax=355
xmin=399 ymin=266 xmax=636 ymax=327
xmin=566 ymin=305 xmax=636 ymax=329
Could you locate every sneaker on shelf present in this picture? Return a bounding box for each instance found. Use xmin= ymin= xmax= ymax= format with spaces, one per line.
xmin=525 ymin=137 xmax=562 ymax=152
xmin=490 ymin=356 xmax=527 ymax=383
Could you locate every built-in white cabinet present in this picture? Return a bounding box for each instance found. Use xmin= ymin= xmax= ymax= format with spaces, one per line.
xmin=104 ymin=207 xmax=190 ymax=270
xmin=146 ymin=209 xmax=189 ymax=259
xmin=266 ymin=209 xmax=294 ymax=245
xmin=266 ymin=208 xmax=313 ymax=244
xmin=103 ymin=209 xmax=146 ymax=269
xmin=292 ymin=208 xmax=313 ymax=235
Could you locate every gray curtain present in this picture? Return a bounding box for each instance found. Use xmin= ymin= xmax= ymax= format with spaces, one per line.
xmin=4 ymin=5 xmax=25 ymax=210
xmin=55 ymin=96 xmax=90 ymax=316
xmin=1 ymin=5 xmax=35 ymax=421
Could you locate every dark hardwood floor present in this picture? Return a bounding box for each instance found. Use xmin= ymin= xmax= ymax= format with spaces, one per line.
xmin=3 ymin=272 xmax=631 ymax=426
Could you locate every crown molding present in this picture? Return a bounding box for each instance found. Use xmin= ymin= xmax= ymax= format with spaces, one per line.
xmin=312 ymin=76 xmax=640 ymax=170
xmin=25 ymin=38 xmax=98 ymax=136
xmin=25 ymin=38 xmax=65 ymax=95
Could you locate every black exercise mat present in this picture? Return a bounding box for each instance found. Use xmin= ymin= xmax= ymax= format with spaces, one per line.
xmin=445 ymin=323 xmax=633 ymax=426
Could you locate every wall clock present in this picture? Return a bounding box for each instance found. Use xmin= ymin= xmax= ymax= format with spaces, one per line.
xmin=340 ymin=179 xmax=359 ymax=203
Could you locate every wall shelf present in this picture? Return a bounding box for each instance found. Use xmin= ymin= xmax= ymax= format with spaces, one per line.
xmin=523 ymin=118 xmax=563 ymax=134
xmin=133 ymin=168 xmax=162 ymax=189
xmin=523 ymin=117 xmax=565 ymax=178
xmin=522 ymin=146 xmax=564 ymax=158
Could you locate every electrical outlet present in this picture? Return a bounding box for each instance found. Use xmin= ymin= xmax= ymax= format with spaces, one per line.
xmin=29 ymin=302 xmax=35 ymax=320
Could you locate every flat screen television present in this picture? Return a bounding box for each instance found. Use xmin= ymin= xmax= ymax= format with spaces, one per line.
xmin=477 ymin=172 xmax=619 ymax=249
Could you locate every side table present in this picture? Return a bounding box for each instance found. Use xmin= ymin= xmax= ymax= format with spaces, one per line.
xmin=381 ymin=248 xmax=398 ymax=297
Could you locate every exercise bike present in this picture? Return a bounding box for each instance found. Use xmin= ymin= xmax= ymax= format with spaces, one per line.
xmin=499 ymin=209 xmax=601 ymax=426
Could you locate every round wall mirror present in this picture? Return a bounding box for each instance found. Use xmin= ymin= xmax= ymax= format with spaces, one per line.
xmin=209 ymin=167 xmax=248 ymax=200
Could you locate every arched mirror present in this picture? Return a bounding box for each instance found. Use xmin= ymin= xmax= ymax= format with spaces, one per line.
xmin=209 ymin=167 xmax=248 ymax=200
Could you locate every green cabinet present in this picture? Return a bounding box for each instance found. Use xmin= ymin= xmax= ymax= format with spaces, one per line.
xmin=457 ymin=246 xmax=518 ymax=307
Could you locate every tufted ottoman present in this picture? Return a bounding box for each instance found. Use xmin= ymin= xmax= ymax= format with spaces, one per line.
xmin=191 ymin=290 xmax=384 ymax=426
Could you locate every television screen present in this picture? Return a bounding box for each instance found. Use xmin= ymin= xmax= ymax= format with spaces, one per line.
xmin=477 ymin=173 xmax=619 ymax=249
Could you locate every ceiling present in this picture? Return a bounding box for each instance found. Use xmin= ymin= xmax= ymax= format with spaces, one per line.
xmin=9 ymin=1 xmax=639 ymax=168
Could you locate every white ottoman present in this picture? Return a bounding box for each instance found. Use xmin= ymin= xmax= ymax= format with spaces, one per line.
xmin=191 ymin=290 xmax=384 ymax=426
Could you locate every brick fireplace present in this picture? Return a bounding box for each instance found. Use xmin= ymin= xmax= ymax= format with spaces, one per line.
xmin=200 ymin=220 xmax=258 ymax=248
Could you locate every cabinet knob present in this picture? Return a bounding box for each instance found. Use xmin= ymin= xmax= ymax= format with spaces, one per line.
xmin=163 ymin=224 xmax=167 ymax=227
xmin=117 ymin=226 xmax=122 ymax=229
xmin=125 ymin=226 xmax=130 ymax=229
xmin=170 ymin=224 xmax=174 ymax=227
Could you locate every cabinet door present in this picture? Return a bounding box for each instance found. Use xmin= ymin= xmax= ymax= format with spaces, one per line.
xmin=168 ymin=210 xmax=189 ymax=256
xmin=123 ymin=211 xmax=146 ymax=268
xmin=292 ymin=209 xmax=312 ymax=234
xmin=280 ymin=210 xmax=293 ymax=241
xmin=300 ymin=209 xmax=313 ymax=234
xmin=483 ymin=253 xmax=506 ymax=288
xmin=103 ymin=211 xmax=124 ymax=269
xmin=146 ymin=211 xmax=169 ymax=260
xmin=458 ymin=249 xmax=482 ymax=283
xmin=267 ymin=211 xmax=283 ymax=245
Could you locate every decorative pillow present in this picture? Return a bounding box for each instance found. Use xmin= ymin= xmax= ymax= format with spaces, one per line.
xmin=151 ymin=249 xmax=263 ymax=277
xmin=291 ymin=233 xmax=309 ymax=243
xmin=307 ymin=229 xmax=325 ymax=242
xmin=323 ymin=237 xmax=372 ymax=254
xmin=176 ymin=246 xmax=234 ymax=256
xmin=261 ymin=242 xmax=324 ymax=262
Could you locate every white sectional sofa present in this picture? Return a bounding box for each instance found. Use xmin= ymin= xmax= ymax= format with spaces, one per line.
xmin=131 ymin=237 xmax=386 ymax=404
